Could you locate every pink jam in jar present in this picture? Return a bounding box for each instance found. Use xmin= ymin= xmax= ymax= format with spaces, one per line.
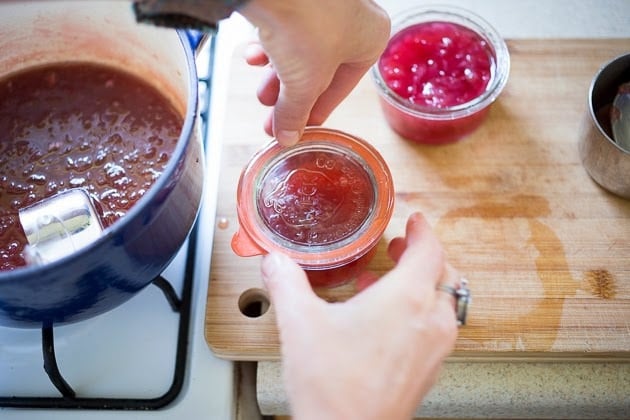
xmin=380 ymin=21 xmax=492 ymax=109
xmin=372 ymin=6 xmax=510 ymax=144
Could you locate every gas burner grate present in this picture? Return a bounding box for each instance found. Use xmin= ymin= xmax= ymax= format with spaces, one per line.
xmin=0 ymin=226 xmax=196 ymax=410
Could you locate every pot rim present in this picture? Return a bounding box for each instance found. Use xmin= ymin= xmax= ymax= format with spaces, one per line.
xmin=588 ymin=52 xmax=630 ymax=155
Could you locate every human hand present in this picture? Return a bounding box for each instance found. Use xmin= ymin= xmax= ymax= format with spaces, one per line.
xmin=260 ymin=212 xmax=460 ymax=420
xmin=238 ymin=0 xmax=390 ymax=146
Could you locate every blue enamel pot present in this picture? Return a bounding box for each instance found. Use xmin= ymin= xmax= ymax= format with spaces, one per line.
xmin=0 ymin=2 xmax=205 ymax=327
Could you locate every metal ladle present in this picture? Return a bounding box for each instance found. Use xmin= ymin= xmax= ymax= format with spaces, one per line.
xmin=611 ymin=81 xmax=630 ymax=151
xmin=18 ymin=189 xmax=103 ymax=266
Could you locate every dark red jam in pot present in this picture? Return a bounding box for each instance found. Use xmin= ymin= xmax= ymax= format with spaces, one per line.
xmin=372 ymin=7 xmax=509 ymax=144
xmin=232 ymin=128 xmax=394 ymax=288
xmin=0 ymin=62 xmax=182 ymax=271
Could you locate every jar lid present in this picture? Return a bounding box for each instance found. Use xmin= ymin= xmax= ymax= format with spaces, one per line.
xmin=232 ymin=127 xmax=394 ymax=269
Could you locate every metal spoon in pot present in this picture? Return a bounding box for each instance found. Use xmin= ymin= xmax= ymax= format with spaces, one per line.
xmin=611 ymin=81 xmax=630 ymax=152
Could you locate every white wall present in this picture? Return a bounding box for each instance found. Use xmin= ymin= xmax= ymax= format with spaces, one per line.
xmin=375 ymin=0 xmax=630 ymax=38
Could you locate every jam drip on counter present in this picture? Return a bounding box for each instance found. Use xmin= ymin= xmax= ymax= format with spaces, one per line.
xmin=0 ymin=62 xmax=182 ymax=270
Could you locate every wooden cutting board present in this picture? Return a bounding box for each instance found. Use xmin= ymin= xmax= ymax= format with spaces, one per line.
xmin=205 ymin=39 xmax=630 ymax=361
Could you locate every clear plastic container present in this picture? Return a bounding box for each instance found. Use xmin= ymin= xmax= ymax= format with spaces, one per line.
xmin=232 ymin=127 xmax=394 ymax=288
xmin=372 ymin=5 xmax=510 ymax=144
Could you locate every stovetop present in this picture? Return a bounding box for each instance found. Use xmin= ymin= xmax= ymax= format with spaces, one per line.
xmin=0 ymin=33 xmax=235 ymax=420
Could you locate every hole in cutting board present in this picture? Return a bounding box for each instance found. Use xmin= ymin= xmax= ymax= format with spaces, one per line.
xmin=238 ymin=288 xmax=270 ymax=318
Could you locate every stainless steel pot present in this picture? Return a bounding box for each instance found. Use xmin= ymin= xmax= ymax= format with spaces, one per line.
xmin=0 ymin=1 xmax=205 ymax=327
xmin=579 ymin=52 xmax=630 ymax=199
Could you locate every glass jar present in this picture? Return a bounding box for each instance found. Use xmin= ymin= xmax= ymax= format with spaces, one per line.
xmin=371 ymin=5 xmax=510 ymax=144
xmin=232 ymin=127 xmax=394 ymax=288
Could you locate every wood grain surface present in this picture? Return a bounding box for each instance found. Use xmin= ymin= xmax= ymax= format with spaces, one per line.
xmin=205 ymin=39 xmax=630 ymax=361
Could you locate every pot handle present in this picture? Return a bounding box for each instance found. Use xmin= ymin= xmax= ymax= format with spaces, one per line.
xmin=131 ymin=1 xmax=218 ymax=54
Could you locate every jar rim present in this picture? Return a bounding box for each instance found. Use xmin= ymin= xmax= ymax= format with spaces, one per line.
xmin=371 ymin=5 xmax=510 ymax=120
xmin=235 ymin=127 xmax=395 ymax=269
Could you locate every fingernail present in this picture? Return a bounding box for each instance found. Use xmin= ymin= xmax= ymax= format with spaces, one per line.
xmin=276 ymin=130 xmax=300 ymax=146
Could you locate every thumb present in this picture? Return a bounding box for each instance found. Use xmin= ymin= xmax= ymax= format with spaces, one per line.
xmin=272 ymin=94 xmax=311 ymax=146
xmin=273 ymin=78 xmax=324 ymax=146
xmin=261 ymin=252 xmax=317 ymax=328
